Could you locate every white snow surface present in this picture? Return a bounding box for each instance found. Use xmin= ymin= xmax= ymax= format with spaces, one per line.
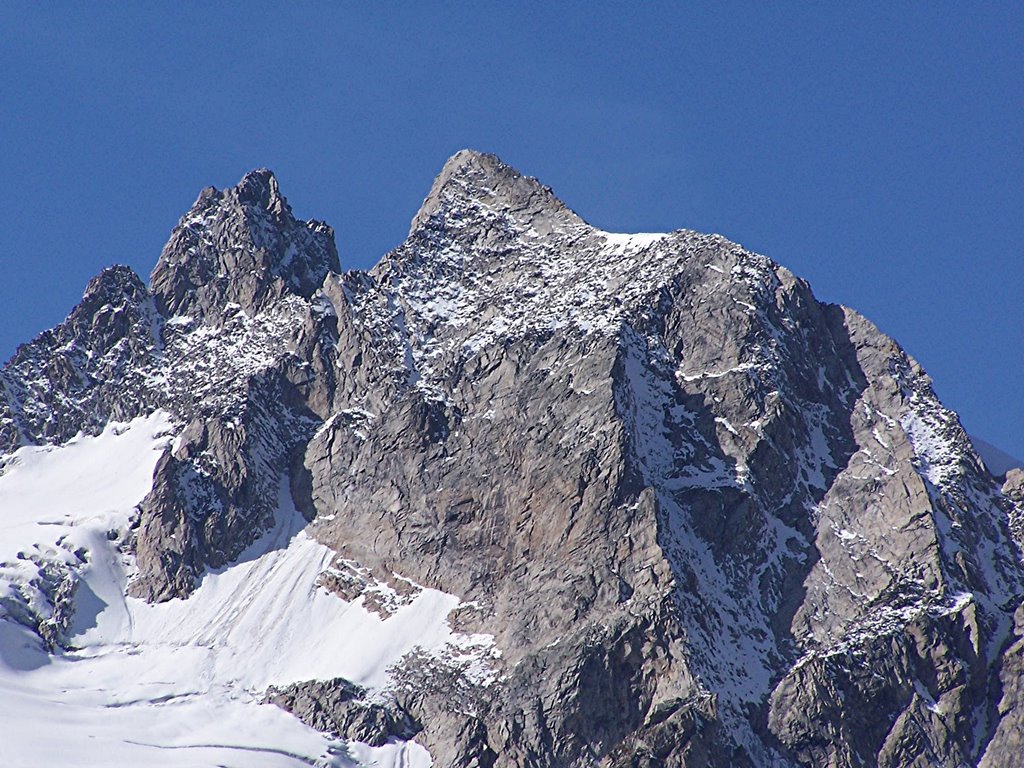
xmin=0 ymin=413 xmax=491 ymax=767
xmin=0 ymin=412 xmax=175 ymax=607
xmin=600 ymin=231 xmax=668 ymax=251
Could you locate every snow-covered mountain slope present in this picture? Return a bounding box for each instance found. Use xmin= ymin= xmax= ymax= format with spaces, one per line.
xmin=0 ymin=414 xmax=491 ymax=767
xmin=1 ymin=150 xmax=1023 ymax=767
xmin=0 ymin=413 xmax=173 ymax=645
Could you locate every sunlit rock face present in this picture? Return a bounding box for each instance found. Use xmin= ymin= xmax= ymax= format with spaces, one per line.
xmin=1 ymin=151 xmax=1022 ymax=767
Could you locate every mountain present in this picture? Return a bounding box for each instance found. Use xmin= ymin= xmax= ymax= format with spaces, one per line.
xmin=1 ymin=151 xmax=1022 ymax=768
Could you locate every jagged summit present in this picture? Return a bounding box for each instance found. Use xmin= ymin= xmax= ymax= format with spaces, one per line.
xmin=77 ymin=264 xmax=148 ymax=309
xmin=149 ymin=168 xmax=339 ymax=319
xmin=234 ymin=167 xmax=292 ymax=218
xmin=408 ymin=149 xmax=587 ymax=241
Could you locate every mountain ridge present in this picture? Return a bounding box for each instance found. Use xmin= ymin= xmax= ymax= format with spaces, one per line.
xmin=1 ymin=152 xmax=1022 ymax=767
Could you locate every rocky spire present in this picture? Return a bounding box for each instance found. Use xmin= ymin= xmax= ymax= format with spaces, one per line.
xmin=234 ymin=167 xmax=292 ymax=218
xmin=408 ymin=149 xmax=587 ymax=241
xmin=150 ymin=169 xmax=340 ymax=319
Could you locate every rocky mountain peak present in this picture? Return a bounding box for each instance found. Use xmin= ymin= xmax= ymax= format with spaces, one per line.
xmin=0 ymin=262 xmax=158 ymax=451
xmin=149 ymin=169 xmax=339 ymax=320
xmin=234 ymin=167 xmax=292 ymax=220
xmin=78 ymin=264 xmax=148 ymax=308
xmin=62 ymin=265 xmax=151 ymax=347
xmin=407 ymin=149 xmax=587 ymax=241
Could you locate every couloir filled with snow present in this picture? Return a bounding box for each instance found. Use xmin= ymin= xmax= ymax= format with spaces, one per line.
xmin=0 ymin=413 xmax=493 ymax=767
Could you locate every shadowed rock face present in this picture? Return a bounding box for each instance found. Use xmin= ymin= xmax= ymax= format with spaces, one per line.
xmin=3 ymin=151 xmax=1023 ymax=766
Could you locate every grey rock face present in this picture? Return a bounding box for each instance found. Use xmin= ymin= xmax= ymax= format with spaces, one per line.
xmin=0 ymin=265 xmax=158 ymax=452
xmin=1003 ymin=469 xmax=1024 ymax=546
xmin=979 ymin=602 xmax=1024 ymax=767
xmin=150 ymin=168 xmax=339 ymax=320
xmin=265 ymin=678 xmax=419 ymax=746
xmin=409 ymin=149 xmax=587 ymax=242
xmin=3 ymin=150 xmax=1023 ymax=766
xmin=300 ymin=151 xmax=1024 ymax=765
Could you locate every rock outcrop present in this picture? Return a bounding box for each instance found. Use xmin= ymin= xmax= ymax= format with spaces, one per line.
xmin=150 ymin=168 xmax=339 ymax=319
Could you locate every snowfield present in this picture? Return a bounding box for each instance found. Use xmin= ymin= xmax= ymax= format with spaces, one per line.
xmin=0 ymin=413 xmax=493 ymax=767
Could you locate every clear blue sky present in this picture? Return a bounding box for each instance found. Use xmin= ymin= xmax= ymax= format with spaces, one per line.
xmin=1 ymin=4 xmax=1021 ymax=458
